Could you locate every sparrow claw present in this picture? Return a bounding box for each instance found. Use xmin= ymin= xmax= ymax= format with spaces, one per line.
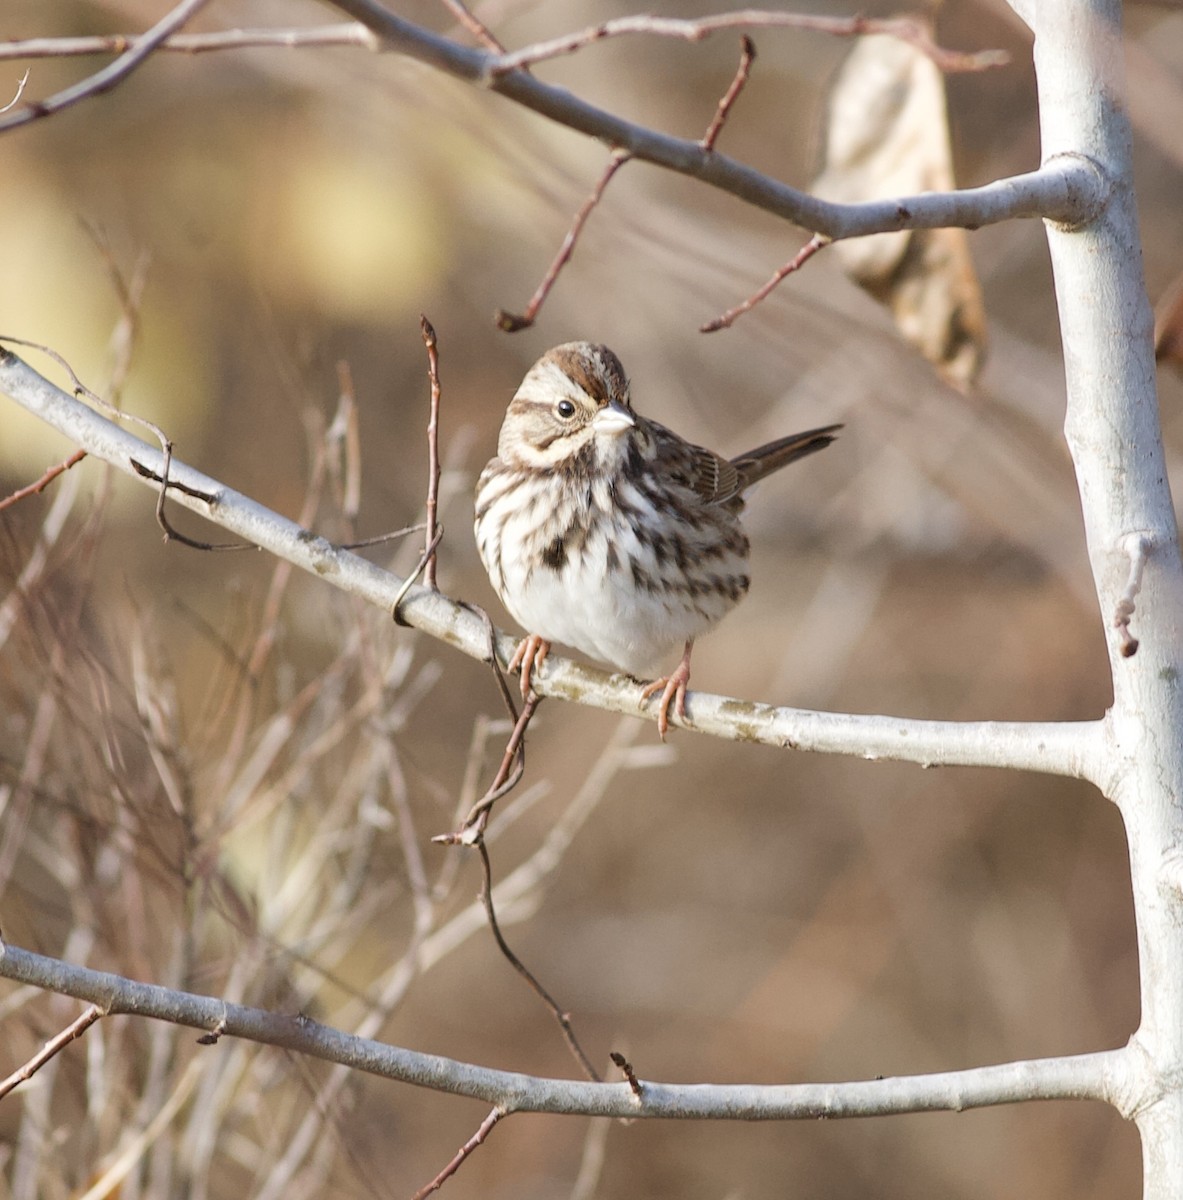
xmin=508 ymin=634 xmax=550 ymax=700
xmin=639 ymin=640 xmax=694 ymax=740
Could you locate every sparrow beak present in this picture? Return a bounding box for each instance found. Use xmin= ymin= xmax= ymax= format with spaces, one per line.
xmin=593 ymin=400 xmax=635 ymax=437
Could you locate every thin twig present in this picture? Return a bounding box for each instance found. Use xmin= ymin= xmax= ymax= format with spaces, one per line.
xmin=474 ymin=601 xmax=521 ymax=722
xmin=701 ymin=36 xmax=756 ymax=151
xmin=340 ymin=523 xmax=427 ymax=550
xmin=0 ymin=26 xmax=377 ymax=61
xmin=0 ymin=14 xmax=1007 ymax=75
xmin=0 ymin=449 xmax=87 ymax=512
xmin=0 ymin=1005 xmax=104 ymax=1099
xmin=130 ymin=447 xmax=250 ymax=550
xmin=430 ymin=690 xmax=600 ymax=1079
xmin=319 ymin=2 xmax=1090 ymax=238
xmin=496 ymin=150 xmax=632 ymax=332
xmin=433 ymin=693 xmax=538 ymax=841
xmin=434 ymin=0 xmax=505 ymax=53
xmin=477 ymin=839 xmax=602 ymax=1081
xmin=0 ymin=0 xmax=213 ymax=135
xmin=486 ymin=12 xmax=1009 ymax=76
xmin=392 ymin=528 xmax=445 ymax=625
xmin=1 ymin=70 xmax=29 ymax=112
xmin=420 ymin=316 xmax=443 ymax=590
xmin=701 ymin=234 xmax=830 ymax=332
xmin=411 ymin=1107 xmax=505 ymax=1200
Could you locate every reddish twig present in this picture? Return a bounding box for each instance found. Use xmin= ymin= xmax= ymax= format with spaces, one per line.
xmin=411 ymin=1107 xmax=505 ymax=1200
xmin=420 ymin=316 xmax=443 ymax=590
xmin=610 ymin=1051 xmax=643 ymax=1097
xmin=476 ymin=838 xmax=602 ymax=1081
xmin=487 ymin=12 xmax=1009 ymax=76
xmin=0 ymin=1005 xmax=104 ymax=1099
xmin=130 ymin=445 xmax=251 ymax=551
xmin=496 ymin=150 xmax=632 ymax=332
xmin=435 ymin=0 xmax=505 ymax=53
xmin=0 ymin=449 xmax=87 ymax=512
xmin=0 ymin=0 xmax=213 ymax=135
xmin=431 ymin=678 xmax=601 ymax=1079
xmin=701 ymin=36 xmax=756 ymax=151
xmin=701 ymin=233 xmax=830 ymax=332
xmin=434 ymin=693 xmax=539 ymax=840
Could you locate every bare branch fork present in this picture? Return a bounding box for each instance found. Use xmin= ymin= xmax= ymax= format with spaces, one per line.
xmin=0 ymin=346 xmax=1103 ymax=782
xmin=498 ymin=32 xmax=756 ymax=330
xmin=0 ymin=941 xmax=1138 ymax=1120
xmin=0 ymin=12 xmax=1005 ymax=71
xmin=0 ymin=0 xmax=212 ymax=134
xmin=320 ymin=0 xmax=1106 ymax=237
xmin=0 ymin=6 xmax=1103 ymax=235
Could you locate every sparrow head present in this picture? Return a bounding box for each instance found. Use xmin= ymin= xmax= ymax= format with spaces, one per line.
xmin=497 ymin=342 xmax=637 ymax=469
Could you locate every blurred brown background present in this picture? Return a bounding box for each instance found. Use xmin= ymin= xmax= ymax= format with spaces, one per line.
xmin=2 ymin=0 xmax=1182 ymax=1196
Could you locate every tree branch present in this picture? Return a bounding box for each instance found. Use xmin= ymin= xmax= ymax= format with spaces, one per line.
xmin=0 ymin=345 xmax=1105 ymax=782
xmin=0 ymin=5 xmax=1106 ymax=232
xmin=0 ymin=941 xmax=1133 ymax=1119
xmin=0 ymin=0 xmax=213 ymax=134
xmin=323 ymin=0 xmax=1107 ymax=235
xmin=486 ymin=12 xmax=1009 ymax=76
xmin=0 ymin=25 xmax=377 ymax=61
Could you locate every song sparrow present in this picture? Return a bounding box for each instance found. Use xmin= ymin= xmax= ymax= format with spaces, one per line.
xmin=475 ymin=342 xmax=840 ymax=737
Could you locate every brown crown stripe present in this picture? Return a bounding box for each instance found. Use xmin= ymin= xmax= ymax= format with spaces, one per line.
xmin=548 ymin=344 xmax=629 ymax=404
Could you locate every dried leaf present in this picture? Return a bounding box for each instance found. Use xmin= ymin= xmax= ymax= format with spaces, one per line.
xmin=814 ymin=28 xmax=988 ymax=389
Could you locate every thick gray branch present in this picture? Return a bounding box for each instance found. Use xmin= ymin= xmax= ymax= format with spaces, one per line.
xmin=0 ymin=4 xmax=1106 ymax=229
xmin=0 ymin=347 xmax=1103 ymax=780
xmin=324 ymin=0 xmax=1106 ymax=235
xmin=0 ymin=941 xmax=1131 ymax=1118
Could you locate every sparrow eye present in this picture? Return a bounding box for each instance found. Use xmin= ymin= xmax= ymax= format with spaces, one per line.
xmin=556 ymin=399 xmax=577 ymax=419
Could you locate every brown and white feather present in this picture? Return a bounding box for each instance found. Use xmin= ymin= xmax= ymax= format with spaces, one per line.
xmin=475 ymin=342 xmax=839 ymax=684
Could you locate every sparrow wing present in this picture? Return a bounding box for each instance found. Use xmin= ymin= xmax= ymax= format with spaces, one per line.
xmin=730 ymin=425 xmax=842 ymax=490
xmin=649 ymin=421 xmax=743 ymax=504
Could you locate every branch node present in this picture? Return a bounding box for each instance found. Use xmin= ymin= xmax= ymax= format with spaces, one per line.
xmin=1041 ymin=153 xmax=1111 ymax=231
xmin=610 ymin=1051 xmax=644 ymax=1097
xmin=1114 ymin=533 xmax=1152 ymax=658
xmin=196 ymin=1016 xmax=227 ymax=1045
